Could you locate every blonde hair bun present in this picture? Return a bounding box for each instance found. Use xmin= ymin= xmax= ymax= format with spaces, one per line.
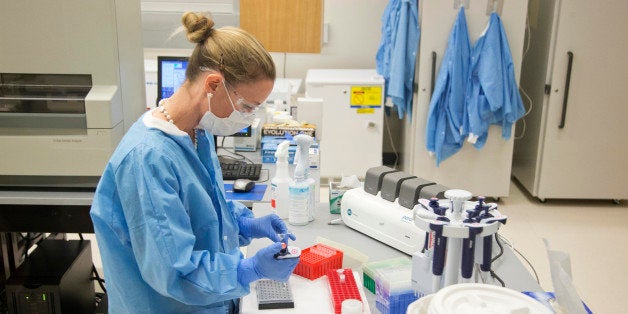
xmin=181 ymin=12 xmax=215 ymax=44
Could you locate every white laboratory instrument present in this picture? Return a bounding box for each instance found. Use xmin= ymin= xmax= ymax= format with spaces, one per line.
xmin=0 ymin=0 xmax=145 ymax=188
xmin=234 ymin=118 xmax=262 ymax=152
xmin=305 ymin=69 xmax=384 ymax=179
xmin=339 ymin=166 xmax=447 ymax=255
xmin=340 ymin=187 xmax=425 ymax=255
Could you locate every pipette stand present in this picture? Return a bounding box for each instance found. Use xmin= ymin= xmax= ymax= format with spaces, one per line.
xmin=412 ymin=190 xmax=507 ymax=296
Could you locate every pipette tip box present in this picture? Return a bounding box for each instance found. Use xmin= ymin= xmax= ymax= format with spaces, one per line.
xmin=327 ymin=268 xmax=362 ymax=314
xmin=375 ymin=265 xmax=418 ymax=314
xmin=362 ymin=256 xmax=412 ymax=294
xmin=294 ymin=244 xmax=343 ymax=280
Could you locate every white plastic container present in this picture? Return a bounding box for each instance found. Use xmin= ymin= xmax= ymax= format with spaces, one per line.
xmin=288 ymin=179 xmax=310 ymax=225
xmin=305 ymin=176 xmax=316 ymax=221
xmin=270 ymin=141 xmax=291 ymax=219
xmin=406 ymin=283 xmax=552 ymax=314
xmin=293 ymin=134 xmax=316 ymax=222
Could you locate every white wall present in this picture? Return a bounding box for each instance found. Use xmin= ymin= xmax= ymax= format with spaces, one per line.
xmin=274 ymin=0 xmax=389 ymax=81
xmin=144 ymin=0 xmax=389 ymax=91
xmin=143 ymin=1 xmax=401 ymax=159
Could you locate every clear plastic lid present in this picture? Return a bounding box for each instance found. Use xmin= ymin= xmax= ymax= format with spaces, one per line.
xmin=428 ymin=284 xmax=552 ymax=314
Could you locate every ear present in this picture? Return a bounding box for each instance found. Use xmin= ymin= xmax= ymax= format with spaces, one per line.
xmin=203 ymin=73 xmax=223 ymax=94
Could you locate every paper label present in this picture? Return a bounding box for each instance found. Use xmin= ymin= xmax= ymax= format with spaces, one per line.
xmin=350 ymin=86 xmax=382 ymax=108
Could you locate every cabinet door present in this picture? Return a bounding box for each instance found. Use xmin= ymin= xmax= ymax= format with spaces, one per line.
xmin=537 ymin=0 xmax=628 ymax=199
xmin=406 ymin=0 xmax=527 ymax=197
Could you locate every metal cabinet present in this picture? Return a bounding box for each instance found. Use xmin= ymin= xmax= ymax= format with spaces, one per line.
xmin=512 ymin=0 xmax=628 ymax=201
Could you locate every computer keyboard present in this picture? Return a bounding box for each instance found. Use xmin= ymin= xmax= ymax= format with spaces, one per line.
xmin=220 ymin=162 xmax=262 ymax=181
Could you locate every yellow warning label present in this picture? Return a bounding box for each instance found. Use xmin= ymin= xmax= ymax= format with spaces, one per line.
xmin=357 ymin=108 xmax=375 ymax=114
xmin=350 ymin=86 xmax=382 ymax=107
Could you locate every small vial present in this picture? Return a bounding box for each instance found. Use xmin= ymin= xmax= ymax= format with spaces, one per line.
xmin=337 ymin=269 xmax=345 ymax=283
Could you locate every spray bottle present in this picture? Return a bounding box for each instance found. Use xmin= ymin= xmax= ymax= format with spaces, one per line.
xmin=294 ymin=134 xmax=316 ymax=222
xmin=270 ymin=140 xmax=291 ymax=219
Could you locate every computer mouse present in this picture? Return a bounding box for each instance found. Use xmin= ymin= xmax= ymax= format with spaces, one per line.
xmin=233 ymin=179 xmax=255 ymax=193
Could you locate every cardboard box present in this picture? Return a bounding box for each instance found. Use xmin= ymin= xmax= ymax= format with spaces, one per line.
xmin=329 ymin=182 xmax=352 ymax=214
xmin=261 ymin=123 xmax=316 ymax=137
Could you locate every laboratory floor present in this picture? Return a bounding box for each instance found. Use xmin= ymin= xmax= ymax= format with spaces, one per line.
xmin=494 ymin=180 xmax=627 ymax=314
xmin=318 ymin=179 xmax=627 ymax=314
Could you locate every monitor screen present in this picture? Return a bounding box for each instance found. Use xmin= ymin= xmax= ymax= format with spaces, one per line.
xmin=232 ymin=125 xmax=252 ymax=137
xmin=157 ymin=55 xmax=251 ymax=138
xmin=157 ymin=56 xmax=188 ymax=103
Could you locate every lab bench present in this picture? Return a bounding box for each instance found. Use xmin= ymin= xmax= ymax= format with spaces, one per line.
xmin=242 ymin=202 xmax=543 ymax=313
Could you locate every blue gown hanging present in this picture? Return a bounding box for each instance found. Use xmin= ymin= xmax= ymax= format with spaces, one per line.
xmin=425 ymin=7 xmax=471 ymax=166
xmin=465 ymin=12 xmax=526 ymax=149
xmin=376 ymin=0 xmax=420 ymax=119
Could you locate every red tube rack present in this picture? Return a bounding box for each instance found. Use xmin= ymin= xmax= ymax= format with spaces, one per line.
xmin=327 ymin=268 xmax=362 ymax=314
xmin=293 ymin=244 xmax=343 ymax=280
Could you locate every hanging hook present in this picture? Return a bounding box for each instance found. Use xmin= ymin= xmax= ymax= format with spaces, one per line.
xmin=486 ymin=0 xmax=503 ymax=15
xmin=454 ymin=0 xmax=470 ymax=10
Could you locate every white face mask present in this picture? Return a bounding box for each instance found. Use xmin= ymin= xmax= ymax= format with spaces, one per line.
xmin=198 ymin=81 xmax=256 ymax=136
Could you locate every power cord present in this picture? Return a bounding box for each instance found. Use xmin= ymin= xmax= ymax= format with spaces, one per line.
xmin=515 ymin=14 xmax=534 ymax=140
xmin=496 ymin=233 xmax=540 ymax=284
xmin=217 ymin=146 xmax=255 ymax=165
xmin=78 ymin=234 xmax=107 ymax=294
xmin=18 ymin=232 xmax=43 ymax=259
xmin=383 ymin=112 xmax=399 ymax=169
xmin=91 ymin=265 xmax=107 ymax=294
xmin=490 ymin=270 xmax=506 ymax=287
xmin=257 ymin=169 xmax=270 ymax=183
xmin=492 ymin=233 xmax=505 ymax=263
xmin=490 ymin=233 xmax=506 ymax=286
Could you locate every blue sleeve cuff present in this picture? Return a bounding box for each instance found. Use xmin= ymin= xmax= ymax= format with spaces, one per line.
xmin=237 ymin=257 xmax=260 ymax=286
xmin=229 ymin=200 xmax=254 ymax=246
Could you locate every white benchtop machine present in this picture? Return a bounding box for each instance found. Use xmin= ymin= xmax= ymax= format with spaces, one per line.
xmin=0 ymin=0 xmax=145 ymax=188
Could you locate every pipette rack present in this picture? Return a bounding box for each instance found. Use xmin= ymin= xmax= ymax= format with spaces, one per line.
xmin=412 ymin=190 xmax=508 ymax=294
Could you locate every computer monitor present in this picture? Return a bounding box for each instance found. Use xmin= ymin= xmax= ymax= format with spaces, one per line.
xmin=156 ymin=55 xmax=251 ymax=137
xmin=157 ymin=56 xmax=188 ymax=104
xmin=232 ymin=126 xmax=252 ymax=137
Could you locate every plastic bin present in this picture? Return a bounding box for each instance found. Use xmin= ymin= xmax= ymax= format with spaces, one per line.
xmin=293 ymin=244 xmax=343 ymax=280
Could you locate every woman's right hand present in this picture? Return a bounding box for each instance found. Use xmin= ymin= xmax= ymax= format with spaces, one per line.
xmin=237 ymin=242 xmax=300 ymax=285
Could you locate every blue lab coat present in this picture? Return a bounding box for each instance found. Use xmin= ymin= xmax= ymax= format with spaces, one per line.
xmin=465 ymin=12 xmax=526 ymax=149
xmin=376 ymin=0 xmax=420 ymax=118
xmin=425 ymin=7 xmax=471 ymax=165
xmin=90 ymin=112 xmax=254 ymax=313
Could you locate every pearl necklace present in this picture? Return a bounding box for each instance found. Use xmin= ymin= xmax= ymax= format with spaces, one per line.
xmin=158 ymin=99 xmax=198 ymax=150
xmin=158 ymin=100 xmax=174 ymax=124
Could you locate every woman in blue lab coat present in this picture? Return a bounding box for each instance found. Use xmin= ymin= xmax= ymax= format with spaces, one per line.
xmin=90 ymin=12 xmax=299 ymax=313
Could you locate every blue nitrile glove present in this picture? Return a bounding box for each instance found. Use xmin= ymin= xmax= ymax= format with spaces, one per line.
xmin=238 ymin=214 xmax=296 ymax=242
xmin=237 ymin=242 xmax=300 ymax=286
